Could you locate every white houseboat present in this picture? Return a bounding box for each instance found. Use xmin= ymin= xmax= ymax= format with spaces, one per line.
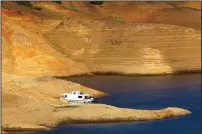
xmin=60 ymin=91 xmax=95 ymax=103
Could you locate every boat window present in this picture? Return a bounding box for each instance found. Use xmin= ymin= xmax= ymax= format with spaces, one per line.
xmin=78 ymin=96 xmax=83 ymax=98
xmin=85 ymin=96 xmax=90 ymax=99
xmin=64 ymin=95 xmax=67 ymax=98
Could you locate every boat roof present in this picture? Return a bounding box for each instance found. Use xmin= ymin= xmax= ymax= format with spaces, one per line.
xmin=72 ymin=91 xmax=83 ymax=93
xmin=72 ymin=91 xmax=84 ymax=94
xmin=62 ymin=91 xmax=90 ymax=96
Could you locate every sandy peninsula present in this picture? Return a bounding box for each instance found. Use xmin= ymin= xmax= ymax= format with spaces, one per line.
xmin=2 ymin=73 xmax=191 ymax=132
xmin=2 ymin=103 xmax=191 ymax=131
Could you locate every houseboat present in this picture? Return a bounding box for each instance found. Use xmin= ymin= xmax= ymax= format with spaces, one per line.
xmin=60 ymin=91 xmax=95 ymax=103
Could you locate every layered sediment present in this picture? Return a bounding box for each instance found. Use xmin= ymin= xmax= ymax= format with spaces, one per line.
xmin=1 ymin=1 xmax=200 ymax=132
xmin=46 ymin=21 xmax=201 ymax=75
xmin=2 ymin=2 xmax=201 ymax=76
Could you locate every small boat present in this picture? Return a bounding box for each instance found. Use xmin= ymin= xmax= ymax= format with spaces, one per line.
xmin=60 ymin=91 xmax=95 ymax=103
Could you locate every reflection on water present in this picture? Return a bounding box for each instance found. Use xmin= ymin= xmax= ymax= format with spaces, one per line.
xmin=9 ymin=74 xmax=202 ymax=134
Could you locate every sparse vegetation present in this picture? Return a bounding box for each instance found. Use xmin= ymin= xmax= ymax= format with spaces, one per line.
xmin=16 ymin=1 xmax=32 ymax=7
xmin=162 ymin=2 xmax=178 ymax=7
xmin=112 ymin=16 xmax=125 ymax=23
xmin=65 ymin=7 xmax=81 ymax=12
xmin=16 ymin=1 xmax=43 ymax=10
xmin=52 ymin=1 xmax=62 ymax=4
xmin=62 ymin=6 xmax=84 ymax=13
xmin=31 ymin=5 xmax=43 ymax=10
xmin=88 ymin=1 xmax=104 ymax=5
xmin=106 ymin=39 xmax=122 ymax=45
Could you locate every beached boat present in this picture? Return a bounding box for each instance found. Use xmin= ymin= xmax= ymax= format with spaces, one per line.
xmin=60 ymin=91 xmax=95 ymax=103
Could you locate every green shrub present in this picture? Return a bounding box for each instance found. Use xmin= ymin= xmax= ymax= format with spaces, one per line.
xmin=162 ymin=2 xmax=178 ymax=7
xmin=112 ymin=16 xmax=124 ymax=23
xmin=31 ymin=5 xmax=43 ymax=10
xmin=16 ymin=1 xmax=42 ymax=10
xmin=16 ymin=1 xmax=32 ymax=7
xmin=52 ymin=1 xmax=62 ymax=4
xmin=89 ymin=1 xmax=104 ymax=5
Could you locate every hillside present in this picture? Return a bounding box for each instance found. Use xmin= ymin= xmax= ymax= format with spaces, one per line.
xmin=2 ymin=1 xmax=201 ymax=76
xmin=1 ymin=1 xmax=201 ymax=132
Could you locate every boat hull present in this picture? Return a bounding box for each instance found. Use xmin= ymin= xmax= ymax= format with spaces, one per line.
xmin=60 ymin=97 xmax=95 ymax=103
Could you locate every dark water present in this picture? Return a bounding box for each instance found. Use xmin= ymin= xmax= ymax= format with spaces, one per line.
xmin=29 ymin=74 xmax=202 ymax=134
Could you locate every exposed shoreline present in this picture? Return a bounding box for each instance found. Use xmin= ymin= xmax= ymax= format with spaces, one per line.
xmin=57 ymin=70 xmax=201 ymax=78
xmin=2 ymin=73 xmax=196 ymax=133
xmin=2 ymin=114 xmax=187 ymax=133
xmin=2 ymin=105 xmax=191 ymax=132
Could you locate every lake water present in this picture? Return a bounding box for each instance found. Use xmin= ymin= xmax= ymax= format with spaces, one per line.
xmin=23 ymin=74 xmax=202 ymax=134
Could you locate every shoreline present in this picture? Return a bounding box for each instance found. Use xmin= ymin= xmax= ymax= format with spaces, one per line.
xmin=2 ymin=115 xmax=187 ymax=133
xmin=2 ymin=106 xmax=191 ymax=132
xmin=56 ymin=70 xmax=201 ymax=78
xmin=2 ymin=73 xmax=198 ymax=133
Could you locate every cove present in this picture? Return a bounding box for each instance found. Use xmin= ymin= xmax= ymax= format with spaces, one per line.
xmin=16 ymin=74 xmax=202 ymax=134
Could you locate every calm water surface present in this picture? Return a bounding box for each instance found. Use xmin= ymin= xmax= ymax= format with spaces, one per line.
xmin=35 ymin=74 xmax=201 ymax=134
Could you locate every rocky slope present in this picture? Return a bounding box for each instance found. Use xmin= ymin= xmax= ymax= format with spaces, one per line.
xmin=2 ymin=2 xmax=201 ymax=76
xmin=1 ymin=1 xmax=200 ymax=132
xmin=60 ymin=1 xmax=201 ymax=29
xmin=2 ymin=9 xmax=82 ymax=76
xmin=46 ymin=20 xmax=200 ymax=75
